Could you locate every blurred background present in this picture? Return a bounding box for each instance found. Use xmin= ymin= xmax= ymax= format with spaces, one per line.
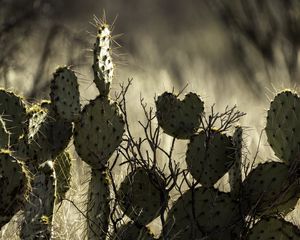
xmin=1 ymin=0 xmax=300 ymax=238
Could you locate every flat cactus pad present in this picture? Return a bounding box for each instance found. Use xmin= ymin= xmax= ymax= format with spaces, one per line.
xmin=74 ymin=96 xmax=124 ymax=169
xmin=186 ymin=130 xmax=235 ymax=186
xmin=156 ymin=92 xmax=204 ymax=139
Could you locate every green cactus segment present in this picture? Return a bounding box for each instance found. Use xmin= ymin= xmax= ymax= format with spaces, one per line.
xmin=0 ymin=151 xmax=30 ymax=228
xmin=186 ymin=130 xmax=235 ymax=186
xmin=164 ymin=187 xmax=241 ymax=240
xmin=242 ymin=162 xmax=299 ymax=216
xmin=155 ymin=92 xmax=204 ymax=139
xmin=21 ymin=160 xmax=56 ymax=239
xmin=229 ymin=126 xmax=243 ymax=196
xmin=54 ymin=151 xmax=72 ymax=203
xmin=118 ymin=168 xmax=164 ymax=225
xmin=113 ymin=222 xmax=155 ymax=240
xmin=0 ymin=117 xmax=9 ymax=148
xmin=29 ymin=110 xmax=72 ymax=162
xmin=266 ymin=90 xmax=300 ymax=163
xmin=50 ymin=66 xmax=81 ymax=122
xmin=93 ymin=24 xmax=113 ymax=97
xmin=13 ymin=104 xmax=72 ymax=163
xmin=74 ymin=96 xmax=124 ymax=169
xmin=247 ymin=217 xmax=300 ymax=240
xmin=87 ymin=169 xmax=110 ymax=240
xmin=0 ymin=89 xmax=27 ymax=145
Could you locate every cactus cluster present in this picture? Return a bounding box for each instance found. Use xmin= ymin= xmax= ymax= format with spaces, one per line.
xmin=0 ymin=66 xmax=78 ymax=239
xmin=1 ymin=19 xmax=300 ymax=240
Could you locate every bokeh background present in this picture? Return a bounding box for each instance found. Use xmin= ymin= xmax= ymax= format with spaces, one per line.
xmin=1 ymin=0 xmax=300 ymax=238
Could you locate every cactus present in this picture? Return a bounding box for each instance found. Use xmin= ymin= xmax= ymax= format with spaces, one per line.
xmin=73 ymin=21 xmax=125 ymax=240
xmin=21 ymin=160 xmax=56 ymax=239
xmin=0 ymin=89 xmax=27 ymax=145
xmin=50 ymin=66 xmax=81 ymax=122
xmin=13 ymin=102 xmax=73 ymax=163
xmin=118 ymin=167 xmax=164 ymax=225
xmin=155 ymin=92 xmax=204 ymax=139
xmin=2 ymin=19 xmax=300 ymax=240
xmin=242 ymin=161 xmax=299 ymax=216
xmin=0 ymin=150 xmax=30 ymax=228
xmin=93 ymin=23 xmax=113 ymax=97
xmin=186 ymin=130 xmax=235 ymax=186
xmin=54 ymin=151 xmax=72 ymax=203
xmin=112 ymin=222 xmax=154 ymax=240
xmin=265 ymin=90 xmax=300 ymax=163
xmin=86 ymin=169 xmax=110 ymax=239
xmin=74 ymin=96 xmax=124 ymax=170
xmin=247 ymin=217 xmax=300 ymax=239
xmin=164 ymin=187 xmax=242 ymax=239
xmin=74 ymin=95 xmax=124 ymax=239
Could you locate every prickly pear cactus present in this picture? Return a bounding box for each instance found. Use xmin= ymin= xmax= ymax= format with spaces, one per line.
xmin=266 ymin=90 xmax=300 ymax=163
xmin=54 ymin=151 xmax=72 ymax=203
xmin=0 ymin=117 xmax=9 ymax=148
xmin=155 ymin=92 xmax=204 ymax=139
xmin=13 ymin=103 xmax=73 ymax=163
xmin=242 ymin=161 xmax=299 ymax=216
xmin=0 ymin=89 xmax=27 ymax=145
xmin=164 ymin=187 xmax=241 ymax=240
xmin=0 ymin=151 xmax=30 ymax=228
xmin=247 ymin=217 xmax=300 ymax=239
xmin=21 ymin=160 xmax=56 ymax=239
xmin=112 ymin=222 xmax=155 ymax=240
xmin=118 ymin=167 xmax=165 ymax=225
xmin=86 ymin=169 xmax=110 ymax=240
xmin=93 ymin=23 xmax=114 ymax=97
xmin=186 ymin=130 xmax=235 ymax=186
xmin=50 ymin=66 xmax=81 ymax=122
xmin=74 ymin=96 xmax=124 ymax=169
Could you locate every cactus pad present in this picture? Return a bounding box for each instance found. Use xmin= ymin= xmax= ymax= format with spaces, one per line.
xmin=155 ymin=92 xmax=204 ymax=139
xmin=113 ymin=222 xmax=154 ymax=240
xmin=0 ymin=151 xmax=30 ymax=228
xmin=118 ymin=167 xmax=165 ymax=225
xmin=30 ymin=107 xmax=72 ymax=162
xmin=247 ymin=217 xmax=300 ymax=239
xmin=242 ymin=162 xmax=299 ymax=216
xmin=164 ymin=187 xmax=241 ymax=239
xmin=54 ymin=152 xmax=72 ymax=203
xmin=0 ymin=89 xmax=27 ymax=145
xmin=21 ymin=160 xmax=56 ymax=239
xmin=50 ymin=66 xmax=81 ymax=122
xmin=186 ymin=130 xmax=235 ymax=186
xmin=93 ymin=24 xmax=114 ymax=96
xmin=87 ymin=169 xmax=110 ymax=239
xmin=12 ymin=104 xmax=72 ymax=163
xmin=266 ymin=90 xmax=300 ymax=163
xmin=74 ymin=96 xmax=124 ymax=169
